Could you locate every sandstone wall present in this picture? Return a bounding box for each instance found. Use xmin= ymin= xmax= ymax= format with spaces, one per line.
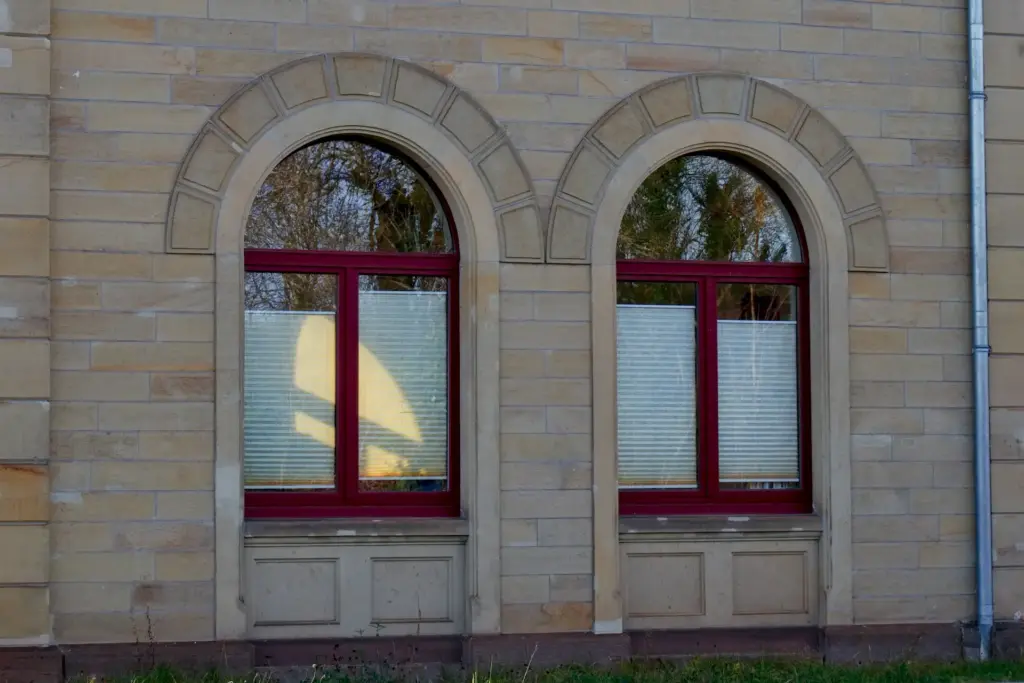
xmin=37 ymin=0 xmax=977 ymax=642
xmin=984 ymin=0 xmax=1024 ymax=622
xmin=0 ymin=0 xmax=52 ymax=646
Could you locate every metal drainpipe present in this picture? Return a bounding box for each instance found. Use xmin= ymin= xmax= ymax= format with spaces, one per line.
xmin=968 ymin=0 xmax=994 ymax=661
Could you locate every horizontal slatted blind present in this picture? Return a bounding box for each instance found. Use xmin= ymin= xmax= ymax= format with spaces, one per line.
xmin=717 ymin=319 xmax=799 ymax=484
xmin=616 ymin=304 xmax=697 ymax=488
xmin=243 ymin=311 xmax=336 ymax=489
xmin=358 ymin=290 xmax=448 ymax=482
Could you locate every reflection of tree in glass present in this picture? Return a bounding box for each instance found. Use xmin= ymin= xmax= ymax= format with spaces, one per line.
xmin=718 ymin=283 xmax=795 ymax=322
xmin=618 ymin=154 xmax=798 ymax=265
xmin=245 ymin=138 xmax=450 ymax=293
xmin=244 ymin=272 xmax=336 ymax=313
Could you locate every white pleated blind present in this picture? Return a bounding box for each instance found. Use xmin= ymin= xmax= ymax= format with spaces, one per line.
xmin=358 ymin=290 xmax=448 ymax=483
xmin=717 ymin=319 xmax=799 ymax=484
xmin=243 ymin=310 xmax=337 ymax=489
xmin=616 ymin=304 xmax=698 ymax=488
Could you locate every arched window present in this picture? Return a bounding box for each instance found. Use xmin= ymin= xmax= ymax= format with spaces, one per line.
xmin=616 ymin=153 xmax=810 ymax=515
xmin=242 ymin=137 xmax=459 ymax=518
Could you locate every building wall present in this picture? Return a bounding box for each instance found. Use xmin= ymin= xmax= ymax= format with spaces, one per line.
xmin=985 ymin=0 xmax=1024 ymax=623
xmin=0 ymin=0 xmax=53 ymax=645
xmin=0 ymin=0 xmax=981 ymax=644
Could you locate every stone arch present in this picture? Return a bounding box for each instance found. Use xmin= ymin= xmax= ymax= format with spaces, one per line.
xmin=165 ymin=52 xmax=544 ymax=262
xmin=546 ymin=72 xmax=888 ymax=271
xmin=172 ymin=53 xmax=528 ymax=639
xmin=582 ymin=73 xmax=864 ymax=635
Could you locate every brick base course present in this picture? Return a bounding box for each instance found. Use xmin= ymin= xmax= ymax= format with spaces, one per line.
xmin=5 ymin=623 xmax=1024 ymax=682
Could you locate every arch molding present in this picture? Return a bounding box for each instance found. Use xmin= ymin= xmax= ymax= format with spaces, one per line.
xmin=165 ymin=52 xmax=543 ymax=263
xmin=546 ymin=73 xmax=888 ymax=272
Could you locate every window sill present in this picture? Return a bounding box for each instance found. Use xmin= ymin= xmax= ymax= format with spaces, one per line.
xmin=619 ymin=513 xmax=822 ymax=542
xmin=244 ymin=517 xmax=470 ymax=547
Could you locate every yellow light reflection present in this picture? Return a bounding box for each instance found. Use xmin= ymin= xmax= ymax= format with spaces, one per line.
xmin=357 ymin=342 xmax=421 ymax=443
xmin=292 ymin=315 xmax=421 ymax=479
xmin=293 ymin=315 xmax=335 ymax=446
xmin=362 ymin=444 xmax=408 ymax=478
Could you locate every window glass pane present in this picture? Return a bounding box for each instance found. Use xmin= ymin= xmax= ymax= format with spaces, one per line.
xmin=617 ymin=282 xmax=698 ymax=490
xmin=716 ymin=283 xmax=799 ymax=490
xmin=618 ymin=154 xmax=801 ymax=263
xmin=358 ymin=274 xmax=449 ymax=493
xmin=245 ymin=138 xmax=453 ymax=253
xmin=243 ymin=272 xmax=337 ymax=490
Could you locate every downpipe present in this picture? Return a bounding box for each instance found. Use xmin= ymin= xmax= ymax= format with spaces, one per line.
xmin=967 ymin=0 xmax=994 ymax=661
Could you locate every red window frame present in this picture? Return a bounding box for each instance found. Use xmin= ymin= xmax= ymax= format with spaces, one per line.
xmin=242 ymin=143 xmax=461 ymax=519
xmin=616 ymin=174 xmax=812 ymax=517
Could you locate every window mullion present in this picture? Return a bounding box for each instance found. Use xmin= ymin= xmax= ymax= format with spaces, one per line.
xmin=339 ymin=267 xmax=360 ymax=505
xmin=701 ymin=276 xmax=721 ymax=501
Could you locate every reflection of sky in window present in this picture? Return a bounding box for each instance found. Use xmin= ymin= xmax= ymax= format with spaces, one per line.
xmin=620 ymin=155 xmax=801 ymax=263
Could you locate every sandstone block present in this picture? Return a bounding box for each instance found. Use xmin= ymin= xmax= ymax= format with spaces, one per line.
xmin=502 ymin=575 xmax=550 ymax=604
xmin=0 ymin=340 xmax=48 ymax=399
xmin=995 ymin=567 xmax=1024 ymax=619
xmin=139 ymin=431 xmax=213 ymax=460
xmin=0 ymin=157 xmax=48 ymax=217
xmin=0 ymin=402 xmax=49 ymax=463
xmin=53 ymin=11 xmax=155 ymax=42
xmin=0 ymin=587 xmax=49 ymax=639
xmin=158 ymin=17 xmax=275 ymax=49
xmin=155 ymin=551 xmax=215 ymax=581
xmin=528 ymin=11 xmax=579 ymax=38
xmin=0 ymin=218 xmax=48 ymax=277
xmin=501 ymin=490 xmax=591 ymax=519
xmin=209 ymin=0 xmax=305 ymax=22
xmin=501 ymin=461 xmax=591 ymax=490
xmin=0 ymin=36 xmax=49 ymax=96
xmin=500 ymin=602 xmax=592 ymax=634
xmin=276 ymin=24 xmax=353 ymax=53
xmin=989 ymin=250 xmax=1024 ymax=300
xmin=483 ymin=37 xmax=565 ymax=66
xmin=502 ymin=519 xmax=539 ymax=547
xmin=501 ymin=546 xmax=592 ymax=575
xmin=97 ymin=402 xmax=214 ymax=431
xmin=53 ymin=371 xmax=150 ymax=402
xmin=538 ymin=518 xmax=592 ymax=546
xmin=54 ymin=41 xmax=195 ymax=76
xmin=4 ymin=0 xmax=51 ymax=34
xmin=272 ymin=58 xmax=330 ymax=110
xmin=156 ymin=313 xmax=214 ymax=342
xmin=101 ymin=282 xmax=214 ymax=312
xmin=992 ymin=462 xmax=1024 ymax=513
xmin=156 ymin=491 xmax=214 ymax=520
xmin=150 ymin=373 xmax=214 ymax=401
xmin=991 ymin=302 xmax=1024 ymax=353
xmin=53 ymin=312 xmax=155 ymax=342
xmin=479 ymin=143 xmax=531 ymax=204
xmin=354 ymin=31 xmax=482 ymax=63
xmin=91 ymin=342 xmax=212 ymax=372
xmin=0 ymin=96 xmax=48 ymax=156
xmin=626 ymin=44 xmax=719 ymax=73
xmin=0 ymin=524 xmax=48 ymax=583
xmin=499 ymin=205 xmax=544 ymax=262
xmin=0 ymin=464 xmax=48 ymax=521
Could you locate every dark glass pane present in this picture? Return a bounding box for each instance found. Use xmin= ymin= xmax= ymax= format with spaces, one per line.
xmin=243 ymin=272 xmax=337 ymax=491
xmin=357 ymin=274 xmax=449 ymax=493
xmin=716 ymin=283 xmax=799 ymax=491
xmin=617 ymin=154 xmax=801 ymax=263
xmin=616 ymin=281 xmax=699 ymax=490
xmin=717 ymin=282 xmax=797 ymax=322
xmin=245 ymin=138 xmax=453 ymax=253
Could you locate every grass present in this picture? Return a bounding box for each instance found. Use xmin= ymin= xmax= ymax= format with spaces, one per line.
xmin=72 ymin=659 xmax=1024 ymax=683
